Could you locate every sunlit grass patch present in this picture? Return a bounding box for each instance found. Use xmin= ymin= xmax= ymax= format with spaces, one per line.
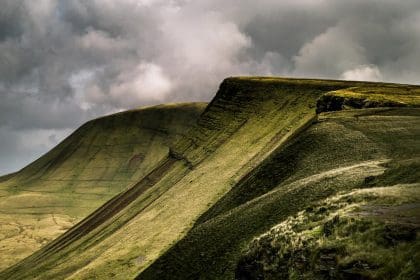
xmin=238 ymin=184 xmax=420 ymax=279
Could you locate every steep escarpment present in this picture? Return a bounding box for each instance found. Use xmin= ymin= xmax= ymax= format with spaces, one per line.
xmin=1 ymin=77 xmax=420 ymax=280
xmin=1 ymin=78 xmax=335 ymax=279
xmin=138 ymin=81 xmax=420 ymax=279
xmin=0 ymin=103 xmax=206 ymax=271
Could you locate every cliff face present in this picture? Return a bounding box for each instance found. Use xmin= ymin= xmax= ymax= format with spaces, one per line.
xmin=316 ymin=85 xmax=420 ymax=113
xmin=1 ymin=77 xmax=419 ymax=280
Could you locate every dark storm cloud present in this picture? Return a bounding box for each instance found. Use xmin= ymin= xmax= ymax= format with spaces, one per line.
xmin=1 ymin=0 xmax=420 ymax=174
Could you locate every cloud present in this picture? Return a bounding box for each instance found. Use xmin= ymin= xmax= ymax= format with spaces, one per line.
xmin=0 ymin=126 xmax=72 ymax=174
xmin=0 ymin=0 xmax=420 ymax=174
xmin=293 ymin=25 xmax=367 ymax=78
xmin=340 ymin=65 xmax=383 ymax=82
xmin=108 ymin=63 xmax=173 ymax=107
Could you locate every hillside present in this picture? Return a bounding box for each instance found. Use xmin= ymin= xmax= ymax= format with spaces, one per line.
xmin=140 ymin=107 xmax=420 ymax=279
xmin=1 ymin=77 xmax=419 ymax=279
xmin=0 ymin=103 xmax=206 ymax=270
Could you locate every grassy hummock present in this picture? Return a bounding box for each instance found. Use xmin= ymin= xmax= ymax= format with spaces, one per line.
xmin=237 ymin=185 xmax=420 ymax=279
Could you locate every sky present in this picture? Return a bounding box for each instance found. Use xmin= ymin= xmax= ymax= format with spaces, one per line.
xmin=1 ymin=0 xmax=420 ymax=175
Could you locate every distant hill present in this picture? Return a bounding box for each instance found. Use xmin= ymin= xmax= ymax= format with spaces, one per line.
xmin=0 ymin=103 xmax=206 ymax=270
xmin=1 ymin=78 xmax=419 ymax=279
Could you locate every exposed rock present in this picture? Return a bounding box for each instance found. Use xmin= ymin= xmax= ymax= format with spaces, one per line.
xmin=316 ymin=94 xmax=407 ymax=113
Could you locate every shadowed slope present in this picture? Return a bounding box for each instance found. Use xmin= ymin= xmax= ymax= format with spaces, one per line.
xmin=0 ymin=103 xmax=206 ymax=270
xmin=139 ymin=107 xmax=420 ymax=280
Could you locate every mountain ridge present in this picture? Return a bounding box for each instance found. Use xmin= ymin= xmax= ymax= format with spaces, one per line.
xmin=1 ymin=77 xmax=419 ymax=279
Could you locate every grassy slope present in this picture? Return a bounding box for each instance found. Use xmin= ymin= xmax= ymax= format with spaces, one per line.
xmin=0 ymin=103 xmax=206 ymax=271
xmin=237 ymin=184 xmax=420 ymax=279
xmin=138 ymin=84 xmax=420 ymax=279
xmin=1 ymin=77 xmax=419 ymax=279
xmin=1 ymin=78 xmax=336 ymax=279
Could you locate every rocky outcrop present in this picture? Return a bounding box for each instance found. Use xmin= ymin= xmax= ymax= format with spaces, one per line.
xmin=316 ymin=93 xmax=407 ymax=113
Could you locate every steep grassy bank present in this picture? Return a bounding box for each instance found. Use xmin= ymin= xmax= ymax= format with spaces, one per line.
xmin=0 ymin=103 xmax=206 ymax=270
xmin=139 ymin=107 xmax=420 ymax=279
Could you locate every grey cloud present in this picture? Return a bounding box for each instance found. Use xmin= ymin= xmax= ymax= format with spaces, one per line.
xmin=0 ymin=88 xmax=86 ymax=130
xmin=0 ymin=0 xmax=420 ymax=174
xmin=290 ymin=1 xmax=420 ymax=81
xmin=0 ymin=126 xmax=72 ymax=174
xmin=0 ymin=0 xmax=24 ymax=41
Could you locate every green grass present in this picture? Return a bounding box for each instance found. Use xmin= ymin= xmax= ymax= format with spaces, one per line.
xmin=1 ymin=77 xmax=419 ymax=279
xmin=1 ymin=78 xmax=325 ymax=279
xmin=237 ymin=184 xmax=420 ymax=279
xmin=0 ymin=103 xmax=206 ymax=271
xmin=139 ymin=107 xmax=420 ymax=280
